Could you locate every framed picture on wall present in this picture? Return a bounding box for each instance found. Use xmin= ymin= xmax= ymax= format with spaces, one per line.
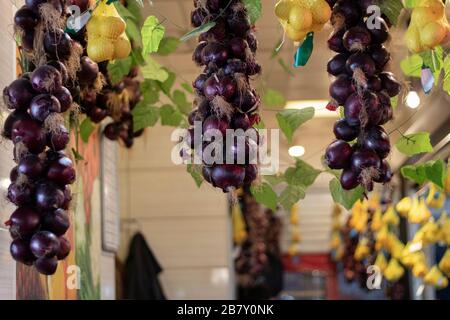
xmin=100 ymin=133 xmax=120 ymax=253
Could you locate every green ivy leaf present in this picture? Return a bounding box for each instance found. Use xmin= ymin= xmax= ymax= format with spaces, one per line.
xmin=180 ymin=21 xmax=216 ymax=42
xmin=329 ymin=178 xmax=364 ymax=210
xmin=250 ymin=183 xmax=278 ymax=211
xmin=72 ymin=148 xmax=84 ymax=162
xmin=157 ymin=37 xmax=180 ymax=56
xmin=424 ymin=160 xmax=446 ymax=189
xmin=158 ymin=70 xmax=176 ymax=94
xmin=285 ymin=159 xmax=321 ymax=187
xmin=131 ymin=49 xmax=145 ymax=66
xmin=127 ymin=0 xmax=143 ymax=21
xmin=140 ymin=80 xmax=160 ymax=104
xmin=420 ymin=46 xmax=444 ymax=79
xmin=262 ymin=89 xmax=286 ymax=108
xmin=400 ymin=54 xmax=423 ymax=78
xmin=276 ymin=107 xmax=315 ymax=143
xmin=391 ymin=95 xmax=399 ymax=110
xmin=173 ymin=90 xmax=191 ymax=115
xmin=114 ymin=3 xmax=138 ymax=21
xmin=379 ymin=0 xmax=404 ymax=26
xmin=401 ymin=165 xmax=427 ymax=185
xmin=126 ymin=19 xmax=142 ymax=47
xmin=404 ymin=0 xmax=422 ymax=8
xmin=401 ymin=160 xmax=446 ymax=189
xmin=107 ymin=57 xmax=132 ymax=84
xmin=243 ymin=0 xmax=262 ymax=24
xmin=131 ymin=102 xmax=160 ymax=132
xmin=141 ymin=57 xmax=169 ymax=82
xmin=279 ymin=184 xmax=305 ymax=211
xmin=187 ymin=164 xmax=204 ymax=188
xmin=181 ymin=82 xmax=194 ymax=94
xmin=443 ymin=55 xmax=450 ymax=94
xmin=253 ymin=119 xmax=266 ymax=129
xmin=264 ymin=174 xmax=285 ymax=187
xmin=80 ymin=117 xmax=95 ymax=143
xmin=395 ymin=132 xmax=433 ymax=156
xmin=141 ymin=16 xmax=165 ymax=56
xmin=160 ymin=104 xmax=183 ymax=127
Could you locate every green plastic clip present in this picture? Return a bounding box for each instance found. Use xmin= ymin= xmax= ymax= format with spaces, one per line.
xmin=294 ymin=32 xmax=314 ymax=68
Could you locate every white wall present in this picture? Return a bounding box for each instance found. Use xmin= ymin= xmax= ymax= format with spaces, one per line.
xmin=118 ymin=124 xmax=234 ymax=300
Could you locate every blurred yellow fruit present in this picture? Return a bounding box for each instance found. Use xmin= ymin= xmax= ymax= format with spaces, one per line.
xmin=408 ymin=198 xmax=431 ymax=224
xmin=275 ymin=0 xmax=331 ymax=43
xmin=438 ymin=249 xmax=450 ymax=277
xmin=87 ymin=37 xmax=114 ymax=62
xmin=375 ymin=252 xmax=388 ymax=272
xmin=289 ymin=5 xmax=313 ymax=31
xmin=354 ymin=238 xmax=370 ymax=261
xmin=384 ymin=259 xmax=405 ymax=282
xmin=382 ymin=206 xmax=399 ymax=226
xmin=286 ymin=23 xmax=307 ymax=41
xmin=426 ymin=184 xmax=446 ymax=209
xmin=371 ymin=208 xmax=383 ymax=232
xmin=396 ymin=197 xmax=412 ymax=218
xmin=412 ymin=260 xmax=429 ymax=278
xmin=424 ymin=266 xmax=448 ymax=289
xmin=310 ymin=0 xmax=331 ymax=24
xmin=406 ymin=0 xmax=450 ymax=52
xmin=330 ymin=231 xmax=341 ymax=249
xmin=86 ymin=0 xmax=131 ymax=62
xmin=114 ymin=34 xmax=132 ymax=59
xmin=98 ymin=16 xmax=126 ymax=39
xmin=275 ymin=0 xmax=292 ymax=21
xmin=421 ymin=21 xmax=447 ymax=49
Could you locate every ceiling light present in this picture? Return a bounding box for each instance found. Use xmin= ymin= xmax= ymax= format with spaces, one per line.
xmin=406 ymin=91 xmax=420 ymax=109
xmin=288 ymin=146 xmax=305 ymax=157
xmin=285 ymin=100 xmax=338 ymax=118
xmin=0 ymin=178 xmax=10 ymax=190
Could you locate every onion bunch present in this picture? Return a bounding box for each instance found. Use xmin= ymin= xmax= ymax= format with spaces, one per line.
xmin=2 ymin=0 xmax=79 ymax=275
xmin=324 ymin=0 xmax=400 ymax=191
xmin=186 ymin=0 xmax=262 ymax=192
xmin=102 ymin=67 xmax=145 ymax=148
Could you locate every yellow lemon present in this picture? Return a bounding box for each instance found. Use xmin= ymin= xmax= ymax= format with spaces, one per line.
xmin=86 ymin=16 xmax=102 ymax=37
xmin=114 ymin=35 xmax=132 ymax=59
xmin=421 ymin=21 xmax=447 ymax=49
xmin=288 ymin=5 xmax=313 ymax=31
xmin=275 ymin=0 xmax=293 ymax=21
xmin=286 ymin=23 xmax=307 ymax=41
xmin=98 ymin=16 xmax=126 ymax=39
xmin=406 ymin=26 xmax=423 ymax=53
xmin=87 ymin=37 xmax=114 ymax=62
xmin=412 ymin=7 xmax=441 ymax=27
xmin=310 ymin=0 xmax=331 ymax=24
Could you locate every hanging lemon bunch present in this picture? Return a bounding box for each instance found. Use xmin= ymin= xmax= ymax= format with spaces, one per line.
xmin=439 ymin=248 xmax=450 ymax=277
xmin=274 ymin=0 xmax=331 ymax=67
xmin=405 ymin=0 xmax=450 ymax=53
xmin=384 ymin=258 xmax=405 ymax=282
xmin=424 ymin=265 xmax=449 ymax=289
xmin=426 ymin=184 xmax=446 ymax=209
xmin=232 ymin=203 xmax=247 ymax=245
xmin=288 ymin=204 xmax=301 ymax=256
xmin=86 ymin=0 xmax=131 ymax=62
xmin=275 ymin=0 xmax=331 ymax=42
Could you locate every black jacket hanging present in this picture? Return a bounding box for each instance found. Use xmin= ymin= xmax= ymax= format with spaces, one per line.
xmin=124 ymin=232 xmax=167 ymax=300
